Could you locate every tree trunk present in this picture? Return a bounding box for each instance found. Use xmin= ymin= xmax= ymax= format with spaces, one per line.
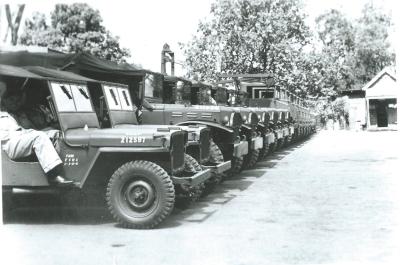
xmin=5 ymin=4 xmax=25 ymax=45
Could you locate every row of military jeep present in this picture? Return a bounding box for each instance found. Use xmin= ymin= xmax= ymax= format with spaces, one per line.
xmin=1 ymin=51 xmax=316 ymax=229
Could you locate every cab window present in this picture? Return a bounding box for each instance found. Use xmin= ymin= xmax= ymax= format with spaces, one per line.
xmin=70 ymin=84 xmax=93 ymax=112
xmin=118 ymin=87 xmax=134 ymax=111
xmin=51 ymin=83 xmax=77 ymax=112
xmin=144 ymin=74 xmax=163 ymax=100
xmin=104 ymin=85 xmax=121 ymax=110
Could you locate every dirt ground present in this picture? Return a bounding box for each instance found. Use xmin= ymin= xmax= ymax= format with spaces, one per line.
xmin=1 ymin=130 xmax=399 ymax=265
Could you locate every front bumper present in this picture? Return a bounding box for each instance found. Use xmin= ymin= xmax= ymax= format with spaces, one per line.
xmin=251 ymin=136 xmax=264 ymax=150
xmin=202 ymin=160 xmax=231 ymax=174
xmin=171 ymin=169 xmax=211 ymax=186
xmin=264 ymin=132 xmax=275 ymax=145
xmin=233 ymin=140 xmax=248 ymax=158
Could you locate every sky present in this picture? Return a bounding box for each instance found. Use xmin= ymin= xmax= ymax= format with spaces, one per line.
xmin=0 ymin=0 xmax=397 ymax=75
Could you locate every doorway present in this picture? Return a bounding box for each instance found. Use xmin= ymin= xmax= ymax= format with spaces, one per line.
xmin=376 ymin=101 xmax=388 ymax=127
xmin=368 ymin=98 xmax=397 ymax=128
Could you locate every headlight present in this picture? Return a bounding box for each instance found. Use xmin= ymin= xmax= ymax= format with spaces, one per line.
xmin=222 ymin=115 xmax=229 ymax=125
xmin=242 ymin=115 xmax=247 ymax=122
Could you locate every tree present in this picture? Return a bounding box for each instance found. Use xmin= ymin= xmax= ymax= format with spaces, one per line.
xmin=315 ymin=9 xmax=357 ymax=94
xmin=3 ymin=4 xmax=25 ymax=45
xmin=19 ymin=3 xmax=130 ymax=63
xmin=353 ymin=3 xmax=394 ymax=85
xmin=181 ymin=0 xmax=312 ymax=94
xmin=315 ymin=3 xmax=394 ymax=95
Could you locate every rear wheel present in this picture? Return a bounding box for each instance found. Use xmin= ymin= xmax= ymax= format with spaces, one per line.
xmin=283 ymin=136 xmax=289 ymax=147
xmin=227 ymin=155 xmax=244 ymax=177
xmin=286 ymin=134 xmax=293 ymax=145
xmin=268 ymin=142 xmax=276 ymax=155
xmin=206 ymin=140 xmax=224 ymax=189
xmin=175 ymin=154 xmax=205 ymax=202
xmin=275 ymin=139 xmax=283 ymax=150
xmin=106 ymin=160 xmax=174 ymax=229
xmin=258 ymin=139 xmax=270 ymax=161
xmin=242 ymin=148 xmax=260 ymax=169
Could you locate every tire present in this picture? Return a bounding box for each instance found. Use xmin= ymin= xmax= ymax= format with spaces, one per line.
xmin=175 ymin=154 xmax=205 ymax=202
xmin=242 ymin=148 xmax=260 ymax=169
xmin=227 ymin=155 xmax=244 ymax=177
xmin=207 ymin=140 xmax=225 ymax=184
xmin=258 ymin=138 xmax=270 ymax=161
xmin=287 ymin=134 xmax=292 ymax=145
xmin=268 ymin=142 xmax=276 ymax=155
xmin=275 ymin=139 xmax=283 ymax=150
xmin=106 ymin=160 xmax=175 ymax=229
xmin=283 ymin=136 xmax=289 ymax=147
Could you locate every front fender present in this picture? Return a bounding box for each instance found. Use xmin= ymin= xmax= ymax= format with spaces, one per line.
xmin=176 ymin=120 xmax=234 ymax=134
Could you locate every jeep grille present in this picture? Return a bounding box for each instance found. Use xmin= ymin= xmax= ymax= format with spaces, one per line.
xmin=170 ymin=131 xmax=186 ymax=173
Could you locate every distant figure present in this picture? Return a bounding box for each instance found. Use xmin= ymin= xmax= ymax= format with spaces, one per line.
xmin=320 ymin=115 xmax=326 ymax=130
xmin=227 ymin=92 xmax=236 ymax=106
xmin=204 ymin=90 xmax=217 ymax=106
xmin=345 ymin=113 xmax=349 ymax=129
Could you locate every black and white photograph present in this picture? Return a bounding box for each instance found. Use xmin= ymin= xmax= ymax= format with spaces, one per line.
xmin=0 ymin=0 xmax=399 ymax=264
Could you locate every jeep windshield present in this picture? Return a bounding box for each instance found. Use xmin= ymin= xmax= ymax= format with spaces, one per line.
xmin=104 ymin=85 xmax=134 ymax=111
xmin=144 ymin=73 xmax=163 ymax=103
xmin=51 ymin=82 xmax=93 ymax=112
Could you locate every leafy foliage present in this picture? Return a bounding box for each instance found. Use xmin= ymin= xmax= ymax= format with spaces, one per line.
xmin=19 ymin=3 xmax=130 ymax=63
xmin=182 ymin=0 xmax=395 ymax=105
xmin=315 ymin=4 xmax=394 ymax=94
xmin=181 ymin=0 xmax=311 ymax=94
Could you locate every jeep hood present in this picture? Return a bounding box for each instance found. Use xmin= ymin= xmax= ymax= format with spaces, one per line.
xmin=64 ymin=127 xmax=171 ymax=147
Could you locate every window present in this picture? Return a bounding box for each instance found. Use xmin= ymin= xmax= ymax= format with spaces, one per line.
xmin=50 ymin=82 xmax=94 ymax=112
xmin=144 ymin=74 xmax=163 ymax=99
xmin=104 ymin=85 xmax=134 ymax=111
xmin=71 ymin=84 xmax=93 ymax=112
xmin=51 ymin=83 xmax=77 ymax=112
xmin=104 ymin=85 xmax=121 ymax=110
xmin=118 ymin=87 xmax=134 ymax=111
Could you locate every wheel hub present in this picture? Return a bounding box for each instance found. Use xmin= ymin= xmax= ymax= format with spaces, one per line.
xmin=125 ymin=180 xmax=155 ymax=210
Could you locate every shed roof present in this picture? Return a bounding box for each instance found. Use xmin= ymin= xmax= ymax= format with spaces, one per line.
xmin=361 ymin=67 xmax=396 ymax=91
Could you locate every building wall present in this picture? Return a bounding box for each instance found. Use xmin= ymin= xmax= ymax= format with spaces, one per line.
xmin=348 ymin=97 xmax=367 ymax=130
xmin=365 ymin=73 xmax=398 ymax=129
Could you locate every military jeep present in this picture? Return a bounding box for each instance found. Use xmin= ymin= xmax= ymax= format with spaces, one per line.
xmin=1 ymin=64 xmax=210 ymax=229
xmin=145 ymin=75 xmax=246 ymax=176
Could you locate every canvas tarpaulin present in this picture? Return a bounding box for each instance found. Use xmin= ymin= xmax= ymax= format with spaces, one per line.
xmin=25 ymin=66 xmax=97 ymax=83
xmin=0 ymin=51 xmax=149 ymax=78
xmin=0 ymin=64 xmax=43 ymax=79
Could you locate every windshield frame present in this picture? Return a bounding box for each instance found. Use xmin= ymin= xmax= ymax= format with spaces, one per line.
xmin=49 ymin=81 xmax=95 ymax=113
